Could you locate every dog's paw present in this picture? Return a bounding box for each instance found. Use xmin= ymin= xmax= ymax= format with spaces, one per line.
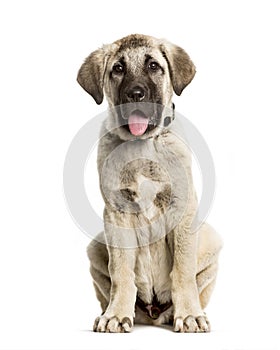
xmin=173 ymin=315 xmax=210 ymax=333
xmin=93 ymin=315 xmax=133 ymax=333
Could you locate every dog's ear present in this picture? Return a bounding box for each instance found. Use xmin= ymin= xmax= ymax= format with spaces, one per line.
xmin=160 ymin=41 xmax=196 ymax=96
xmin=77 ymin=47 xmax=108 ymax=104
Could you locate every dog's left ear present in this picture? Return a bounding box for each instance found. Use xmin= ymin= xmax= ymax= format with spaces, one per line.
xmin=160 ymin=41 xmax=196 ymax=96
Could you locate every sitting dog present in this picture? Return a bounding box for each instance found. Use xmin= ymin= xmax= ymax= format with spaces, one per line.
xmin=77 ymin=34 xmax=223 ymax=333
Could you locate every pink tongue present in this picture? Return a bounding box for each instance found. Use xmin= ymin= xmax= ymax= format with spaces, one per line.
xmin=128 ymin=113 xmax=149 ymax=136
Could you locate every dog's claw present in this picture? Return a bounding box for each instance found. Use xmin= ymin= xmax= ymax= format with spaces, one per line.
xmin=174 ymin=315 xmax=210 ymax=333
xmin=93 ymin=315 xmax=133 ymax=333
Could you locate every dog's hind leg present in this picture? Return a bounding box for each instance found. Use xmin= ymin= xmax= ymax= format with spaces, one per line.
xmin=87 ymin=233 xmax=111 ymax=313
xmin=196 ymin=223 xmax=223 ymax=310
xmin=197 ymin=262 xmax=218 ymax=309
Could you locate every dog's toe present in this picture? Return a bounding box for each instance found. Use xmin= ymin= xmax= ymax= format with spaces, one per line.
xmin=93 ymin=315 xmax=133 ymax=333
xmin=174 ymin=314 xmax=210 ymax=333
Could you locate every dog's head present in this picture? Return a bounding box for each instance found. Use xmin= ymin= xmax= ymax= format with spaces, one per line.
xmin=77 ymin=34 xmax=195 ymax=140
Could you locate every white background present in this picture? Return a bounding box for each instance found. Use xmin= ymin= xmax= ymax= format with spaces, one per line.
xmin=0 ymin=0 xmax=279 ymax=349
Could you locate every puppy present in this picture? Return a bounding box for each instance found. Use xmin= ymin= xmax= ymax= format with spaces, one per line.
xmin=77 ymin=34 xmax=223 ymax=333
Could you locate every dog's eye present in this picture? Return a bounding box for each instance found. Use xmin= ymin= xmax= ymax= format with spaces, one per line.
xmin=148 ymin=61 xmax=160 ymax=71
xmin=113 ymin=63 xmax=124 ymax=74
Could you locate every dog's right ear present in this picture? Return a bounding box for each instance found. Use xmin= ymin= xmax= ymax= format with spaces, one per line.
xmin=77 ymin=47 xmax=108 ymax=105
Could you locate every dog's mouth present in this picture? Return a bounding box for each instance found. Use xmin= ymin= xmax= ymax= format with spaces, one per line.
xmin=118 ymin=103 xmax=163 ymax=136
xmin=126 ymin=110 xmax=155 ymax=136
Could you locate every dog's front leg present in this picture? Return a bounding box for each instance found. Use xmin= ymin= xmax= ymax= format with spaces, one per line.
xmin=94 ymin=211 xmax=137 ymax=333
xmin=171 ymin=221 xmax=210 ymax=333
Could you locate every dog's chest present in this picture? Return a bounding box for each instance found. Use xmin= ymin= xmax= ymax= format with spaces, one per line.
xmin=101 ymin=135 xmax=187 ymax=222
xmin=120 ymin=159 xmax=171 ymax=221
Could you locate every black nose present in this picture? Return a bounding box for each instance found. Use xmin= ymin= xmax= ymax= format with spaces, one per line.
xmin=127 ymin=86 xmax=145 ymax=102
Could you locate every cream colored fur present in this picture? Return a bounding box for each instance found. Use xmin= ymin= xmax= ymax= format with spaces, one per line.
xmin=78 ymin=34 xmax=223 ymax=333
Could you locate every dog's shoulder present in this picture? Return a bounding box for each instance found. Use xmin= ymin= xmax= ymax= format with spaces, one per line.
xmin=156 ymin=129 xmax=192 ymax=168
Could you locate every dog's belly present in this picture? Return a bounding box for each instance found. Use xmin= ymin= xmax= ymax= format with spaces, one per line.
xmin=135 ymin=237 xmax=172 ymax=304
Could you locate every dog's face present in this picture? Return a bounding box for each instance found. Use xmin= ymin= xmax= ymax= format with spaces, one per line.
xmin=77 ymin=34 xmax=196 ymax=140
